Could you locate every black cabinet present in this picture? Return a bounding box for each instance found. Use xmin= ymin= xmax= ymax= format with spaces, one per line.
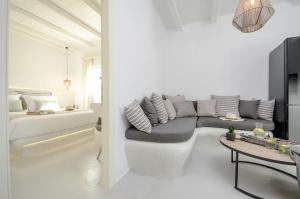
xmin=269 ymin=37 xmax=300 ymax=141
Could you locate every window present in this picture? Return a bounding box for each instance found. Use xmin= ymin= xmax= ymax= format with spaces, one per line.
xmin=86 ymin=65 xmax=102 ymax=104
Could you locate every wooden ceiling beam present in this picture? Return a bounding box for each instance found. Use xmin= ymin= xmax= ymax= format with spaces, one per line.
xmin=10 ymin=20 xmax=80 ymax=50
xmin=10 ymin=4 xmax=93 ymax=47
xmin=36 ymin=0 xmax=101 ymax=38
xmin=82 ymin=0 xmax=101 ymax=16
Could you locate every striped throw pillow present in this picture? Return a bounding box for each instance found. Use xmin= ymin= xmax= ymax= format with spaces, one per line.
xmin=151 ymin=93 xmax=168 ymax=124
xmin=211 ymin=95 xmax=240 ymax=117
xmin=124 ymin=100 xmax=152 ymax=133
xmin=163 ymin=99 xmax=176 ymax=120
xmin=257 ymin=99 xmax=275 ymax=121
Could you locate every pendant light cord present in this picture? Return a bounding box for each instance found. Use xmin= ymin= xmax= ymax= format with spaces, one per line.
xmin=65 ymin=46 xmax=69 ymax=80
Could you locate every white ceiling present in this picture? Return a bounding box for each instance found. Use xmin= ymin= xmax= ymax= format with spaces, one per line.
xmin=9 ymin=0 xmax=101 ymax=51
xmin=154 ymin=0 xmax=300 ymax=30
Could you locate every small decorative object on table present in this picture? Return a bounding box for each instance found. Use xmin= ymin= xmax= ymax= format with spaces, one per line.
xmin=253 ymin=122 xmax=265 ymax=137
xmin=279 ymin=140 xmax=290 ymax=155
xmin=225 ymin=113 xmax=238 ymax=120
xmin=265 ymin=138 xmax=276 ymax=149
xmin=226 ymin=126 xmax=236 ymax=141
xmin=240 ymin=134 xmax=266 ymax=146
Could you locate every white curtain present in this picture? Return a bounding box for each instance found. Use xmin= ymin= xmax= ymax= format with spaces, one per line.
xmin=82 ymin=58 xmax=102 ymax=109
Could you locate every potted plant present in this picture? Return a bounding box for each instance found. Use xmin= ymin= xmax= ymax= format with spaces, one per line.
xmin=226 ymin=126 xmax=236 ymax=141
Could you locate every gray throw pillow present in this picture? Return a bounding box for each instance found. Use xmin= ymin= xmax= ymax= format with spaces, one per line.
xmin=165 ymin=95 xmax=186 ymax=103
xmin=151 ymin=93 xmax=168 ymax=124
xmin=239 ymin=100 xmax=260 ymax=119
xmin=173 ymin=101 xmax=197 ymax=118
xmin=9 ymin=100 xmax=23 ymax=112
xmin=140 ymin=97 xmax=159 ymax=126
xmin=163 ymin=99 xmax=176 ymax=120
xmin=211 ymin=95 xmax=240 ymax=117
xmin=197 ymin=99 xmax=217 ymax=117
xmin=124 ymin=100 xmax=152 ymax=133
xmin=257 ymin=99 xmax=275 ymax=121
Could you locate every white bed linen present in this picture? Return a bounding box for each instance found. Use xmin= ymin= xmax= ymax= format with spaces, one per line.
xmin=9 ymin=110 xmax=97 ymax=141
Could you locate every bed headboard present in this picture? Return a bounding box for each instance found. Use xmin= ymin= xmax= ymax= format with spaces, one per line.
xmin=9 ymin=88 xmax=53 ymax=96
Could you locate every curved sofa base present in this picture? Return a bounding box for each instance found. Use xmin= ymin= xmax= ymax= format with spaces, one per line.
xmin=125 ymin=134 xmax=196 ymax=177
xmin=125 ymin=127 xmax=272 ymax=177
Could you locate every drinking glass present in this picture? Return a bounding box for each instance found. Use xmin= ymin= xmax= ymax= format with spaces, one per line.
xmin=256 ymin=122 xmax=264 ymax=129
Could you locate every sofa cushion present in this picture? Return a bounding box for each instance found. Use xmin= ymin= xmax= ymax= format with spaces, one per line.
xmin=163 ymin=99 xmax=176 ymax=120
xmin=197 ymin=117 xmax=275 ymax=131
xmin=173 ymin=101 xmax=197 ymax=118
xmin=126 ymin=117 xmax=197 ymax=143
xmin=197 ymin=99 xmax=217 ymax=117
xmin=212 ymin=95 xmax=240 ymax=117
xmin=151 ymin=93 xmax=168 ymax=124
xmin=257 ymin=99 xmax=275 ymax=121
xmin=124 ymin=100 xmax=152 ymax=133
xmin=140 ymin=97 xmax=159 ymax=126
xmin=164 ymin=95 xmax=186 ymax=103
xmin=239 ymin=100 xmax=260 ymax=119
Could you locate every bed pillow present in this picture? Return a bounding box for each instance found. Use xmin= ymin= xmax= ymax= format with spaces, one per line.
xmin=211 ymin=95 xmax=240 ymax=117
xmin=173 ymin=101 xmax=197 ymax=118
xmin=124 ymin=100 xmax=152 ymax=133
xmin=140 ymin=97 xmax=159 ymax=126
xmin=23 ymin=95 xmax=59 ymax=112
xmin=35 ymin=100 xmax=60 ymax=111
xmin=9 ymin=94 xmax=21 ymax=101
xmin=197 ymin=99 xmax=217 ymax=117
xmin=257 ymin=99 xmax=275 ymax=121
xmin=239 ymin=100 xmax=260 ymax=119
xmin=163 ymin=99 xmax=176 ymax=120
xmin=164 ymin=95 xmax=186 ymax=103
xmin=9 ymin=100 xmax=23 ymax=112
xmin=151 ymin=93 xmax=168 ymax=124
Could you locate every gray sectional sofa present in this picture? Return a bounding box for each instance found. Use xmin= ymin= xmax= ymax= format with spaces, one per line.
xmin=124 ymin=96 xmax=275 ymax=177
xmin=126 ymin=116 xmax=274 ymax=143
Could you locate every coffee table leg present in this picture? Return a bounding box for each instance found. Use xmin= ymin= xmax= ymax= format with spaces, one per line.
xmin=235 ymin=152 xmax=239 ymax=188
xmin=233 ymin=152 xmax=264 ymax=199
xmin=231 ymin=149 xmax=234 ymax=163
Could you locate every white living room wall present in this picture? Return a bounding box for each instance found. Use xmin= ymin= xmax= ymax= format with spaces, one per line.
xmin=164 ymin=3 xmax=300 ymax=101
xmin=9 ymin=31 xmax=84 ymax=108
xmin=109 ymin=0 xmax=167 ymax=183
xmin=108 ymin=1 xmax=300 ymax=186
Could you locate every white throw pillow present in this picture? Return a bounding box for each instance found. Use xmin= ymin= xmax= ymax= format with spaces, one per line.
xmin=9 ymin=94 xmax=21 ymax=101
xmin=197 ymin=99 xmax=217 ymax=117
xmin=257 ymin=99 xmax=275 ymax=121
xmin=9 ymin=100 xmax=23 ymax=112
xmin=163 ymin=99 xmax=176 ymax=120
xmin=23 ymin=95 xmax=59 ymax=112
xmin=151 ymin=93 xmax=168 ymax=124
xmin=124 ymin=100 xmax=152 ymax=133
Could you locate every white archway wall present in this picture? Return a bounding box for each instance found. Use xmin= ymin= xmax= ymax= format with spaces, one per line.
xmin=109 ymin=1 xmax=300 ymax=186
xmin=109 ymin=0 xmax=168 ymax=184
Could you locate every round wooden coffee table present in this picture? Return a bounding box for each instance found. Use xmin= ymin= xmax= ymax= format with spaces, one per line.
xmin=219 ymin=135 xmax=296 ymax=199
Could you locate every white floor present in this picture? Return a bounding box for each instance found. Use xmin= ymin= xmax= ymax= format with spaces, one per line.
xmin=11 ymin=132 xmax=300 ymax=199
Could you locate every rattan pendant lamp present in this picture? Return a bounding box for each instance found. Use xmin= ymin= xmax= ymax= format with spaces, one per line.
xmin=232 ymin=0 xmax=275 ymax=33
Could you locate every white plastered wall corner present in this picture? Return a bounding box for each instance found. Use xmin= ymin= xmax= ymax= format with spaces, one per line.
xmin=0 ymin=0 xmax=10 ymax=199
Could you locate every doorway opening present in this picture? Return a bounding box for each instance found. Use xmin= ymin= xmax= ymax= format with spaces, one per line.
xmin=6 ymin=0 xmax=111 ymax=198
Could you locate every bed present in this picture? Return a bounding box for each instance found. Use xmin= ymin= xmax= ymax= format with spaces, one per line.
xmin=8 ymin=88 xmax=97 ymax=155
